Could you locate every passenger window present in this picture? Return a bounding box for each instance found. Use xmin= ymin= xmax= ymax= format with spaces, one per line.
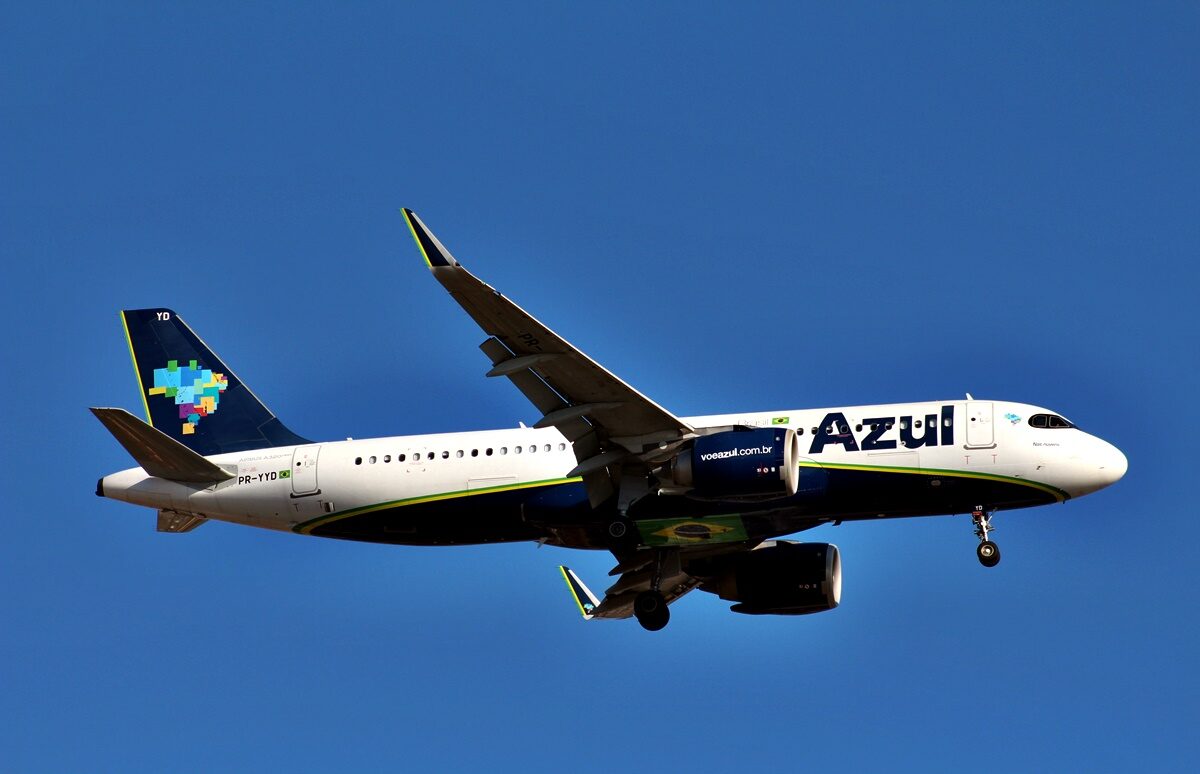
xmin=529 ymin=445 xmax=536 ymax=453
xmin=442 ymin=451 xmax=449 ymax=459
xmin=383 ymin=455 xmax=391 ymax=463
xmin=471 ymin=449 xmax=479 ymax=457
xmin=915 ymin=420 xmax=922 ymax=428
xmin=855 ymin=424 xmax=862 ymax=432
xmin=544 ymin=444 xmax=551 ymax=452
xmin=427 ymin=452 xmax=434 ymax=460
xmin=899 ymin=421 xmax=908 ymax=430
xmin=355 ymin=457 xmax=362 ymax=465
xmin=500 ymin=447 xmax=507 ymax=455
xmin=514 ymin=446 xmax=522 ymax=454
xmin=399 ymin=454 xmax=406 ymax=462
xmin=456 ymin=450 xmax=464 ymax=458
xmin=486 ymin=448 xmax=493 ymax=456
xmin=369 ymin=456 xmax=377 ymax=464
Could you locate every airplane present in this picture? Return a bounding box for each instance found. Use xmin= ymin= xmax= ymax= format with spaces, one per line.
xmin=92 ymin=209 xmax=1128 ymax=631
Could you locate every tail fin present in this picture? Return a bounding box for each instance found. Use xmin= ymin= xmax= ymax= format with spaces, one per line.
xmin=120 ymin=308 xmax=310 ymax=455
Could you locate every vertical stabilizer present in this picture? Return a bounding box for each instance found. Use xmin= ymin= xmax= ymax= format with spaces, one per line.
xmin=120 ymin=308 xmax=310 ymax=455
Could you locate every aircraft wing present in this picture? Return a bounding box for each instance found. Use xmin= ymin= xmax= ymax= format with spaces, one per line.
xmin=560 ymin=561 xmax=701 ymax=620
xmin=403 ymin=209 xmax=695 ymax=506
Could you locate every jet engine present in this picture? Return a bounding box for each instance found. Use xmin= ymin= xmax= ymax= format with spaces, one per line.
xmin=699 ymin=541 xmax=841 ymax=615
xmin=665 ymin=427 xmax=801 ymax=501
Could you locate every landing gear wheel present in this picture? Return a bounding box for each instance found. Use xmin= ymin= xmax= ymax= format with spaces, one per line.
xmin=977 ymin=540 xmax=1001 ymax=567
xmin=634 ymin=590 xmax=670 ymax=631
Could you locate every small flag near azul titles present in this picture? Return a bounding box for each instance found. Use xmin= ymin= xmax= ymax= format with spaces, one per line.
xmin=771 ymin=416 xmax=789 ymax=425
xmin=279 ymin=470 xmax=291 ymax=478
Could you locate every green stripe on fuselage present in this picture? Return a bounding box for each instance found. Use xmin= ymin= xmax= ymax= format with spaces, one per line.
xmin=292 ymin=476 xmax=583 ymax=534
xmin=799 ymin=460 xmax=1069 ymax=502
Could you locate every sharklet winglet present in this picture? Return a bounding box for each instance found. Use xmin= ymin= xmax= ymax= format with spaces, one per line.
xmin=401 ymin=208 xmax=458 ymax=268
xmin=559 ymin=566 xmax=600 ymax=620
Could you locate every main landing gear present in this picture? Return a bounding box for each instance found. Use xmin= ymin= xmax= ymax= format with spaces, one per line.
xmin=633 ymin=549 xmax=672 ymax=631
xmin=634 ymin=590 xmax=669 ymax=631
xmin=972 ymin=505 xmax=1001 ymax=568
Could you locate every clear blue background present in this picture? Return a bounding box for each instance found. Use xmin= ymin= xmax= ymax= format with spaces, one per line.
xmin=2 ymin=3 xmax=1195 ymax=771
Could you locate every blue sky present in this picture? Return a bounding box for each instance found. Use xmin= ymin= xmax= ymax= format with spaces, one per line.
xmin=2 ymin=3 xmax=1197 ymax=771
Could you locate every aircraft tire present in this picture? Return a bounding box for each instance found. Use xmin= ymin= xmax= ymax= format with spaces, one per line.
xmin=977 ymin=540 xmax=1001 ymax=568
xmin=634 ymin=590 xmax=669 ymax=631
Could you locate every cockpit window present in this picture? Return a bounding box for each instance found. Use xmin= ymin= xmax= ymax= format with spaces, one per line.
xmin=1029 ymin=413 xmax=1074 ymax=429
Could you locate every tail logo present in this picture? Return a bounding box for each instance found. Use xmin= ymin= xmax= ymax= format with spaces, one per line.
xmin=147 ymin=359 xmax=229 ymax=435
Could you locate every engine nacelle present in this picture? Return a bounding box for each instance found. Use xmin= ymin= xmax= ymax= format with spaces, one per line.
xmin=702 ymin=541 xmax=841 ymax=615
xmin=668 ymin=427 xmax=801 ymax=501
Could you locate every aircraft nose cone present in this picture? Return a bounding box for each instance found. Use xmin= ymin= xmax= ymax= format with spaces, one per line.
xmin=1100 ymin=442 xmax=1128 ymax=486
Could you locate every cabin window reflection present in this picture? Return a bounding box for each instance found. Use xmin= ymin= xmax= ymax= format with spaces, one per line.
xmin=369 ymin=456 xmax=377 ymax=464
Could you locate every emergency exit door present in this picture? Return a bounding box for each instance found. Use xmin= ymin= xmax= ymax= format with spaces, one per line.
xmin=291 ymin=445 xmax=321 ymax=496
xmin=964 ymin=402 xmax=995 ymax=448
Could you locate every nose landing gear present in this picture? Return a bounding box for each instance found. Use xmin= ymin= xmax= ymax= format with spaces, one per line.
xmin=972 ymin=505 xmax=1001 ymax=567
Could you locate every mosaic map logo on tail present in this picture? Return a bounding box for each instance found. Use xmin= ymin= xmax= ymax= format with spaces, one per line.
xmin=148 ymin=359 xmax=228 ymax=434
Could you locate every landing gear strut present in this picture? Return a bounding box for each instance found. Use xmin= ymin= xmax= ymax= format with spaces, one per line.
xmin=633 ymin=550 xmax=672 ymax=631
xmin=972 ymin=505 xmax=1001 ymax=567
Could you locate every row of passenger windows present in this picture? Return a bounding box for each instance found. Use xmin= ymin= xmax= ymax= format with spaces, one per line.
xmin=355 ymin=442 xmax=569 ymax=465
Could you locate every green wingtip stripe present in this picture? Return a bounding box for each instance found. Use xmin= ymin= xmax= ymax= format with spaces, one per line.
xmin=559 ymin=566 xmax=590 ymax=618
xmin=120 ymin=311 xmax=153 ymax=425
xmin=401 ymin=208 xmax=433 ymax=268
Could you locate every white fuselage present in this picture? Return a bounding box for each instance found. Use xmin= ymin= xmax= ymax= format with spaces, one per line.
xmin=99 ymin=398 xmax=1127 ymax=540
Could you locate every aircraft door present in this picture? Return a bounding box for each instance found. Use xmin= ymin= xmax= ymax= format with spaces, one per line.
xmin=291 ymin=445 xmax=321 ymax=496
xmin=964 ymin=402 xmax=995 ymax=448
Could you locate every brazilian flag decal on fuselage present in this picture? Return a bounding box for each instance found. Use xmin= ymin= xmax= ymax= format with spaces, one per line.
xmin=638 ymin=516 xmax=749 ymax=546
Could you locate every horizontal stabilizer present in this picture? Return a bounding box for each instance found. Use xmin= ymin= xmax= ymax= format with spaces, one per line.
xmin=91 ymin=407 xmax=235 ymax=484
xmin=559 ymin=566 xmax=600 ymax=620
